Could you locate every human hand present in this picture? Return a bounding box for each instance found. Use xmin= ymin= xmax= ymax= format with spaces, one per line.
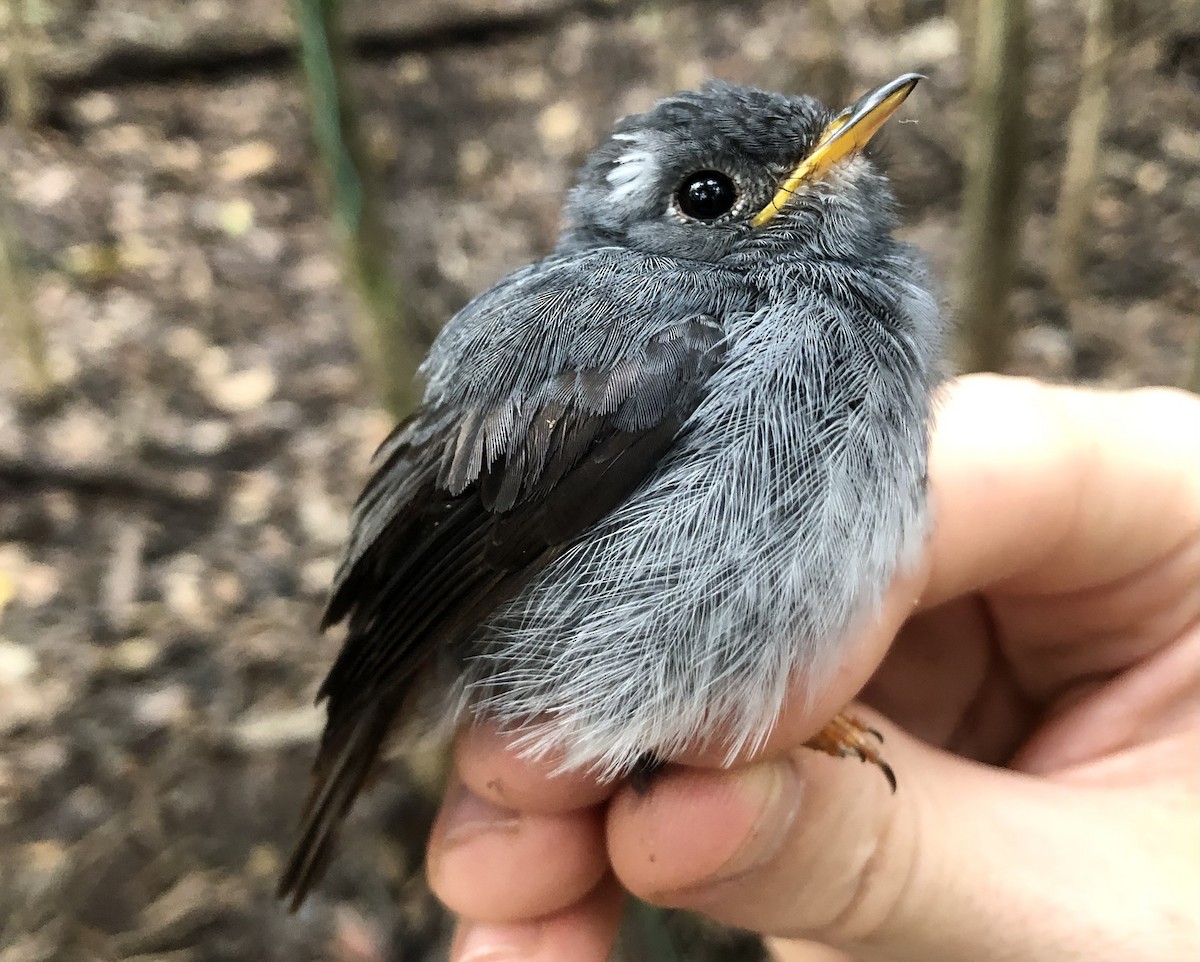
xmin=425 ymin=374 xmax=1200 ymax=962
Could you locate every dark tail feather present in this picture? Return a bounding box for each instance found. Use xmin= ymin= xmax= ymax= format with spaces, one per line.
xmin=277 ymin=703 xmax=394 ymax=911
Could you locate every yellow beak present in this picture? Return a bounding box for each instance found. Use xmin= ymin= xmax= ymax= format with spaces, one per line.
xmin=751 ymin=73 xmax=923 ymax=228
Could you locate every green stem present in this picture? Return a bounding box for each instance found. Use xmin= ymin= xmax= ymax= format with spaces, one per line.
xmin=291 ymin=0 xmax=423 ymax=416
xmin=0 ymin=202 xmax=53 ymax=399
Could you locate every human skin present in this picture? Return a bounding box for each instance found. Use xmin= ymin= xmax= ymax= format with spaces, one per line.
xmin=424 ymin=374 xmax=1200 ymax=962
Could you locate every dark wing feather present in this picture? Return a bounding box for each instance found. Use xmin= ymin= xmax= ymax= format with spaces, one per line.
xmin=277 ymin=307 xmax=726 ymax=909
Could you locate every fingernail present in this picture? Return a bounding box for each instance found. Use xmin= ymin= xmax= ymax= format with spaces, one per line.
xmin=453 ymin=920 xmax=542 ymax=962
xmin=440 ymin=778 xmax=521 ymax=847
xmin=710 ymin=760 xmax=802 ymax=881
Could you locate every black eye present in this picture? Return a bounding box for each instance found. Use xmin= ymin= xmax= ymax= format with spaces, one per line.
xmin=676 ymin=170 xmax=738 ymax=221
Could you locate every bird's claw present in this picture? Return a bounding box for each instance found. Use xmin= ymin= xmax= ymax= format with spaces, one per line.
xmin=804 ymin=712 xmax=897 ymax=792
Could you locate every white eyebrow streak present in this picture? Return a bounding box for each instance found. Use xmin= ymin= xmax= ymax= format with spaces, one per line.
xmin=606 ymin=133 xmax=658 ymax=203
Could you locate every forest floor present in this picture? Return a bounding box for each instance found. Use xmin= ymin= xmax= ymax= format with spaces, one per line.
xmin=0 ymin=1 xmax=1198 ymax=960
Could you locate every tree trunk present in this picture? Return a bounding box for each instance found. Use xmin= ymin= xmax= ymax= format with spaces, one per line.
xmin=956 ymin=0 xmax=1029 ymax=373
xmin=3 ymin=0 xmax=41 ymax=125
xmin=1050 ymin=0 xmax=1116 ymax=304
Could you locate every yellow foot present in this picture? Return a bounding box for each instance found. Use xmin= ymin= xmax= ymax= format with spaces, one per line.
xmin=804 ymin=712 xmax=897 ymax=791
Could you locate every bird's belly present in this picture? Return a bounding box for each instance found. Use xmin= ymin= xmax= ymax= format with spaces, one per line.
xmin=459 ymin=406 xmax=927 ymax=778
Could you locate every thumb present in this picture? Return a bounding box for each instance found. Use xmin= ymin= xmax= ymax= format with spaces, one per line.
xmin=605 ymin=713 xmax=1191 ymax=962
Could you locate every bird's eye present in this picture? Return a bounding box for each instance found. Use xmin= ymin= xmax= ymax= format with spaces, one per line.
xmin=676 ymin=171 xmax=738 ymax=221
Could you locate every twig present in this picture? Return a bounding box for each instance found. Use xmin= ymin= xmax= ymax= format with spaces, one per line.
xmin=0 ymin=456 xmax=215 ymax=509
xmin=1188 ymin=321 xmax=1200 ymax=395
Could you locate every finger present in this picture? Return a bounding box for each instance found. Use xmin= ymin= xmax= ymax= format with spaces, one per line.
xmin=427 ymin=776 xmax=608 ymax=922
xmin=1010 ymin=627 xmax=1200 ymax=782
xmin=924 ymin=375 xmax=1200 ymax=606
xmin=861 ymin=596 xmax=1034 ymax=764
xmin=768 ymin=940 xmax=858 ymax=962
xmin=607 ymin=711 xmax=1200 ymax=962
xmin=922 ymin=375 xmax=1200 ymax=699
xmin=450 ymin=877 xmax=624 ymax=962
xmin=456 ymin=723 xmax=614 ymax=813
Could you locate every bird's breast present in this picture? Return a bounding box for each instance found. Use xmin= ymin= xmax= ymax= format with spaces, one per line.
xmin=458 ymin=291 xmax=931 ymax=777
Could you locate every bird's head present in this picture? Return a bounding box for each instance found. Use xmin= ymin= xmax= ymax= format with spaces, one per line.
xmin=557 ymin=75 xmax=921 ymax=264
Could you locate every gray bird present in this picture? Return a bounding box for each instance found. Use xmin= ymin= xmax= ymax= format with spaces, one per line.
xmin=280 ymin=73 xmax=943 ymax=907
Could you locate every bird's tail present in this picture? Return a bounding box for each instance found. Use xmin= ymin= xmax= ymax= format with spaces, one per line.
xmin=276 ymin=701 xmax=395 ymax=911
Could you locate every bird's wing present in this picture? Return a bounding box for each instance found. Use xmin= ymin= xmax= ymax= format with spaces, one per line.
xmin=278 ymin=250 xmax=737 ymax=907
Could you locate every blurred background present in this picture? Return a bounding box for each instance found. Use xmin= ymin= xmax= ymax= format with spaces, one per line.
xmin=0 ymin=0 xmax=1197 ymax=959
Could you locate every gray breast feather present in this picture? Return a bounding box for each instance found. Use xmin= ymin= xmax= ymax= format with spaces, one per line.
xmin=462 ymin=273 xmax=940 ymax=778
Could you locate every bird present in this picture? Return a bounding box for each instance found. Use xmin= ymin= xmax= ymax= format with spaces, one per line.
xmin=279 ymin=73 xmax=944 ymax=909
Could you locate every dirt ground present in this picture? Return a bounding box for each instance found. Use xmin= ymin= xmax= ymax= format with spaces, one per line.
xmin=0 ymin=1 xmax=1197 ymax=960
